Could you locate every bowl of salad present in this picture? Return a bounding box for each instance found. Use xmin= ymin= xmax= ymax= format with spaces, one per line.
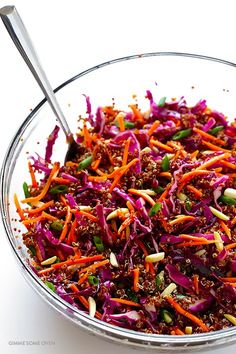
xmin=1 ymin=52 xmax=236 ymax=351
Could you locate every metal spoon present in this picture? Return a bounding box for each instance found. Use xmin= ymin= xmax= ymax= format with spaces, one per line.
xmin=0 ymin=5 xmax=78 ymax=162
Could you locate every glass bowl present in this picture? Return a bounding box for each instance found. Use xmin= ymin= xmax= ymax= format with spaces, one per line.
xmin=1 ymin=52 xmax=236 ymax=352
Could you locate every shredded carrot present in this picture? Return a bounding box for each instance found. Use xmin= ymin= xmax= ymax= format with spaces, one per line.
xmin=220 ymin=277 xmax=236 ymax=282
xmin=193 ymin=274 xmax=199 ymax=295
xmin=225 ymin=242 xmax=236 ymax=250
xmin=159 ymin=172 xmax=172 ymax=178
xmin=74 ymin=210 xmax=98 ymax=223
xmin=129 ymin=104 xmax=144 ymax=123
xmin=201 ymin=140 xmax=231 ymax=153
xmin=59 ymin=206 xmax=72 ymax=242
xmin=38 ymin=267 xmax=54 ymax=275
xmin=57 ymin=249 xmax=66 ymax=261
xmin=157 ymin=188 xmax=169 ymax=202
xmin=83 ymin=123 xmax=92 ymax=148
xmin=214 ymin=167 xmax=223 ymax=173
xmin=180 ymin=234 xmax=207 ymax=242
xmin=220 ymin=160 xmax=236 ymax=170
xmin=28 ymin=161 xmax=37 ymax=187
xmin=24 ymin=200 xmax=54 ymax=215
xmin=67 ymin=218 xmax=77 ymax=245
xmin=53 ymin=177 xmax=71 ymax=185
xmin=122 ymin=138 xmax=131 ymax=166
xmin=147 ymin=120 xmax=160 ymax=136
xmin=186 ymin=185 xmax=203 ymax=198
xmin=229 ymin=173 xmax=236 ymax=178
xmin=79 ymin=259 xmax=110 ymax=275
xmin=174 ymin=328 xmax=185 ymax=335
xmin=135 ymin=239 xmax=156 ymax=275
xmin=126 ymin=200 xmax=135 ymax=213
xmin=78 ymin=272 xmax=89 ymax=285
xmin=65 ymin=161 xmax=78 ymax=168
xmin=193 ymin=127 xmax=226 ymax=146
xmin=110 ymin=298 xmax=141 ymax=307
xmin=14 ymin=193 xmax=25 ymax=221
xmin=109 ymin=158 xmax=139 ymax=193
xmin=196 ymin=153 xmax=231 ymax=171
xmin=219 ymin=220 xmax=231 ymax=239
xmin=150 ymin=138 xmax=174 ymax=152
xmin=21 ymin=162 xmax=60 ymax=204
xmin=118 ymin=214 xmax=135 ymax=234
xmin=22 ymin=211 xmax=58 ymax=225
xmin=91 ymin=157 xmax=102 ymax=170
xmin=178 ymin=170 xmax=211 ymax=191
xmin=88 ymin=175 xmax=107 ymax=182
xmin=176 ymin=240 xmax=217 ymax=247
xmin=133 ymin=268 xmax=140 ymax=292
xmin=117 ymin=114 xmax=125 ymax=132
xmin=35 ymin=244 xmax=43 ymax=262
xmin=169 ymin=215 xmax=195 ymax=226
xmin=128 ymin=189 xmax=156 ymax=206
xmin=70 ymin=283 xmax=102 ymax=319
xmin=52 ymin=255 xmax=104 ymax=269
xmin=229 ymin=283 xmax=236 ymax=288
xmin=166 ymin=296 xmax=209 ymax=332
xmin=60 ymin=195 xmax=68 ymax=206
xmin=190 ymin=150 xmax=199 ymax=159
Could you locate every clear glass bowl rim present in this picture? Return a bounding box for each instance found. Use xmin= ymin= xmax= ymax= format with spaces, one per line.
xmin=1 ymin=51 xmax=236 ymax=350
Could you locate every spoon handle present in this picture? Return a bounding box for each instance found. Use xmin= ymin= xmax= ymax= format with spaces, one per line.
xmin=0 ymin=5 xmax=71 ymax=137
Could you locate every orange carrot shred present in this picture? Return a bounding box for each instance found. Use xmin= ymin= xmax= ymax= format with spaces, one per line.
xmin=25 ymin=200 xmax=54 ymax=215
xmin=169 ymin=216 xmax=195 ymax=226
xmin=128 ymin=189 xmax=156 ymax=206
xmin=225 ymin=242 xmax=236 ymax=250
xmin=186 ymin=185 xmax=203 ymax=198
xmin=110 ymin=298 xmax=141 ymax=307
xmin=52 ymin=255 xmax=104 ymax=270
xmin=122 ymin=138 xmax=131 ymax=166
xmin=193 ymin=274 xmax=199 ymax=295
xmin=133 ymin=268 xmax=140 ymax=292
xmin=28 ymin=161 xmax=37 ymax=187
xmin=117 ymin=114 xmax=125 ymax=132
xmin=14 ymin=193 xmax=26 ymax=221
xmin=70 ymin=283 xmax=102 ymax=319
xmin=220 ymin=160 xmax=236 ymax=170
xmin=147 ymin=120 xmax=160 ymax=136
xmin=129 ymin=104 xmax=144 ymax=123
xmin=219 ymin=220 xmax=231 ymax=239
xmin=201 ymin=140 xmax=231 ymax=153
xmin=150 ymin=138 xmax=174 ymax=152
xmin=196 ymin=152 xmax=231 ymax=170
xmin=22 ymin=162 xmax=60 ymax=204
xmin=74 ymin=210 xmax=98 ymax=222
xmin=166 ymin=296 xmax=209 ymax=332
xmin=193 ymin=127 xmax=226 ymax=146
xmin=79 ymin=259 xmax=110 ymax=275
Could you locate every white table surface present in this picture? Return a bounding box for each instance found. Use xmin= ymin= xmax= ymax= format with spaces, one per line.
xmin=0 ymin=1 xmax=235 ymax=353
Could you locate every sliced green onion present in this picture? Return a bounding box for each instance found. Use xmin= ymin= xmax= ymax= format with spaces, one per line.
xmin=185 ymin=200 xmax=192 ymax=211
xmin=115 ymin=120 xmax=135 ymax=129
xmin=175 ymin=294 xmax=186 ymax=300
xmin=23 ymin=182 xmax=31 ymax=205
xmin=219 ymin=195 xmax=236 ymax=205
xmin=50 ymin=221 xmax=64 ymax=231
xmin=208 ymin=125 xmax=224 ymax=136
xmin=126 ymin=288 xmax=139 ymax=302
xmin=161 ymin=309 xmax=173 ymax=324
xmin=28 ymin=245 xmax=36 ymax=256
xmin=23 ymin=182 xmax=30 ymax=198
xmin=93 ymin=236 xmax=104 ymax=252
xmin=149 ymin=202 xmax=162 ymax=217
xmin=77 ymin=156 xmax=93 ymax=171
xmin=172 ymin=128 xmax=192 ymax=141
xmin=161 ymin=155 xmax=170 ymax=172
xmin=45 ymin=281 xmax=56 ymax=293
xmin=155 ymin=270 xmax=164 ymax=289
xmin=88 ymin=275 xmax=100 ymax=286
xmin=153 ymin=186 xmax=165 ymax=194
xmin=209 ymin=206 xmax=229 ymax=221
xmin=49 ymin=185 xmax=68 ymax=194
xmin=158 ymin=96 xmax=166 ymax=107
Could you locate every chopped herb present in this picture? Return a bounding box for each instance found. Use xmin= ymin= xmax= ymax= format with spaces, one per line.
xmin=49 ymin=185 xmax=68 ymax=194
xmin=149 ymin=202 xmax=162 ymax=217
xmin=93 ymin=236 xmax=104 ymax=252
xmin=161 ymin=155 xmax=170 ymax=172
xmin=28 ymin=245 xmax=36 ymax=256
xmin=45 ymin=281 xmax=56 ymax=293
xmin=88 ymin=275 xmax=100 ymax=286
xmin=115 ymin=120 xmax=135 ymax=129
xmin=161 ymin=309 xmax=173 ymax=324
xmin=23 ymin=182 xmax=30 ymax=198
xmin=208 ymin=125 xmax=224 ymax=136
xmin=219 ymin=195 xmax=236 ymax=205
xmin=158 ymin=96 xmax=166 ymax=107
xmin=172 ymin=128 xmax=192 ymax=140
xmin=77 ymin=156 xmax=93 ymax=171
xmin=153 ymin=186 xmax=165 ymax=194
xmin=50 ymin=221 xmax=64 ymax=231
xmin=185 ymin=200 xmax=192 ymax=211
xmin=126 ymin=289 xmax=138 ymax=302
xmin=156 ymin=275 xmax=162 ymax=287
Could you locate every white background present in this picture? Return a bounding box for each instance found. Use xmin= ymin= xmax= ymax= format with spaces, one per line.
xmin=0 ymin=1 xmax=236 ymax=353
